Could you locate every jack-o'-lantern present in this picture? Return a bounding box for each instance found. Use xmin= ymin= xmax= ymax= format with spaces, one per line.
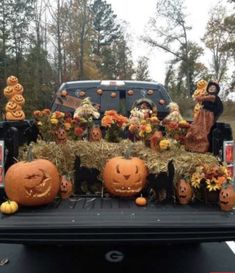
xmin=176 ymin=178 xmax=193 ymax=205
xmin=11 ymin=94 xmax=25 ymax=106
xmin=89 ymin=127 xmax=102 ymax=141
xmin=3 ymin=86 xmax=15 ymax=99
xmin=111 ymin=92 xmax=117 ymax=98
xmin=103 ymin=155 xmax=148 ymax=197
xmin=96 ymin=89 xmax=103 ymax=95
xmin=60 ymin=176 xmax=73 ymax=199
xmin=55 ymin=128 xmax=67 ymax=144
xmin=219 ymin=184 xmax=235 ymax=211
xmin=7 ymin=75 xmax=18 ymax=86
xmin=5 ymin=101 xmax=22 ymax=112
xmin=127 ymin=90 xmax=134 ymax=96
xmin=13 ymin=83 xmax=24 ymax=95
xmin=4 ymin=158 xmax=60 ymax=206
xmin=6 ymin=110 xmax=25 ymax=121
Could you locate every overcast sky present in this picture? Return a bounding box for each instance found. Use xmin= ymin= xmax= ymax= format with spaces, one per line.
xmin=105 ymin=0 xmax=226 ymax=83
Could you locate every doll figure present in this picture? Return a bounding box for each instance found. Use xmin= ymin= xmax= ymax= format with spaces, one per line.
xmin=184 ymin=81 xmax=223 ymax=153
xmin=192 ymin=80 xmax=208 ymax=118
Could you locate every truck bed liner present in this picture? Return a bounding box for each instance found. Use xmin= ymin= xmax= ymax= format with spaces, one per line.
xmin=0 ymin=197 xmax=235 ymax=244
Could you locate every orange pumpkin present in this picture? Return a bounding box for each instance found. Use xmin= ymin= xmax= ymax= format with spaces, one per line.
xmin=5 ymin=101 xmax=22 ymax=112
xmin=3 ymin=86 xmax=15 ymax=99
xmin=103 ymin=156 xmax=148 ymax=197
xmin=89 ymin=127 xmax=102 ymax=141
xmin=7 ymin=75 xmax=18 ymax=86
xmin=176 ymin=178 xmax=193 ymax=205
xmin=60 ymin=176 xmax=73 ymax=199
xmin=127 ymin=90 xmax=134 ymax=96
xmin=4 ymin=159 xmax=60 ymax=206
xmin=55 ymin=128 xmax=67 ymax=144
xmin=6 ymin=110 xmax=25 ymax=121
xmin=96 ymin=89 xmax=103 ymax=95
xmin=13 ymin=83 xmax=24 ymax=95
xmin=111 ymin=92 xmax=117 ymax=98
xmin=135 ymin=196 xmax=147 ymax=206
xmin=219 ymin=184 xmax=235 ymax=211
xmin=11 ymin=94 xmax=25 ymax=106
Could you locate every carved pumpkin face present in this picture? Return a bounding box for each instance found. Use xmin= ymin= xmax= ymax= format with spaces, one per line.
xmin=55 ymin=128 xmax=67 ymax=144
xmin=7 ymin=75 xmax=19 ymax=86
xmin=4 ymin=159 xmax=60 ymax=206
xmin=5 ymin=101 xmax=22 ymax=112
xmin=219 ymin=185 xmax=235 ymax=211
xmin=13 ymin=83 xmax=24 ymax=95
xmin=11 ymin=94 xmax=25 ymax=106
xmin=6 ymin=110 xmax=25 ymax=121
xmin=103 ymin=156 xmax=148 ymax=197
xmin=60 ymin=176 xmax=73 ymax=199
xmin=89 ymin=127 xmax=102 ymax=141
xmin=176 ymin=179 xmax=193 ymax=205
xmin=4 ymin=86 xmax=15 ymax=99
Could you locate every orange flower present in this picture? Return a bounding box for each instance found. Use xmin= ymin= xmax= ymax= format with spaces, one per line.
xmin=105 ymin=110 xmax=118 ymax=117
xmin=101 ymin=115 xmax=114 ymax=127
xmin=74 ymin=127 xmax=84 ymax=136
xmin=216 ymin=176 xmax=227 ymax=187
xmin=42 ymin=109 xmax=51 ymax=115
xmin=33 ymin=110 xmax=43 ymax=118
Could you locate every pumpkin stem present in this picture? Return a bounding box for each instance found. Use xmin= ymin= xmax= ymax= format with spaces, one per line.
xmin=27 ymin=144 xmax=34 ymax=162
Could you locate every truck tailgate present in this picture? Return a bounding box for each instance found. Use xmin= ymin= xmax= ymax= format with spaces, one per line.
xmin=0 ymin=197 xmax=235 ymax=244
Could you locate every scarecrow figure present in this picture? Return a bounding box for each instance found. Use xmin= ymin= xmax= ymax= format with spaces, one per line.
xmin=184 ymin=81 xmax=223 ymax=153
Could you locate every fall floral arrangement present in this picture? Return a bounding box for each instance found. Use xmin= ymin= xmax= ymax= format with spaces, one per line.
xmin=191 ymin=163 xmax=232 ymax=192
xmin=101 ymin=110 xmax=128 ymax=142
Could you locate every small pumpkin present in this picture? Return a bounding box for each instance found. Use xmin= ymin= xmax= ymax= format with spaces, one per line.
xmin=60 ymin=176 xmax=73 ymax=199
xmin=7 ymin=75 xmax=18 ymax=86
xmin=176 ymin=178 xmax=193 ymax=205
xmin=147 ymin=89 xmax=154 ymax=95
xmin=89 ymin=127 xmax=102 ymax=142
xmin=6 ymin=110 xmax=25 ymax=121
xmin=219 ymin=184 xmax=235 ymax=212
xmin=135 ymin=196 xmax=147 ymax=206
xmin=5 ymin=101 xmax=22 ymax=112
xmin=11 ymin=94 xmax=25 ymax=106
xmin=96 ymin=89 xmax=103 ymax=95
xmin=61 ymin=90 xmax=68 ymax=97
xmin=159 ymin=99 xmax=165 ymax=105
xmin=13 ymin=83 xmax=24 ymax=95
xmin=4 ymin=156 xmax=60 ymax=206
xmin=111 ymin=92 xmax=117 ymax=98
xmin=0 ymin=200 xmax=18 ymax=214
xmin=3 ymin=86 xmax=15 ymax=99
xmin=103 ymin=153 xmax=148 ymax=197
xmin=55 ymin=128 xmax=67 ymax=144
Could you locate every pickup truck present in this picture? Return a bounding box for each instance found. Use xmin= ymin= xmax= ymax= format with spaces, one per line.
xmin=0 ymin=80 xmax=234 ymax=245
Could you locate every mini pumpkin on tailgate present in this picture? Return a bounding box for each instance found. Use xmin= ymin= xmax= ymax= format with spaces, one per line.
xmin=219 ymin=184 xmax=235 ymax=212
xmin=103 ymin=151 xmax=148 ymax=197
xmin=4 ymin=157 xmax=60 ymax=206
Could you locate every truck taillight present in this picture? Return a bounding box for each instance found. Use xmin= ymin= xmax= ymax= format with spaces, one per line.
xmin=223 ymin=141 xmax=235 ymax=179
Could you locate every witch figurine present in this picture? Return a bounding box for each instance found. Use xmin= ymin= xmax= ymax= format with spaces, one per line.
xmin=184 ymin=81 xmax=223 ymax=153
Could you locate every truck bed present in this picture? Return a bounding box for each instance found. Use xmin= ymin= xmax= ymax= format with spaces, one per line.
xmin=0 ymin=197 xmax=235 ymax=244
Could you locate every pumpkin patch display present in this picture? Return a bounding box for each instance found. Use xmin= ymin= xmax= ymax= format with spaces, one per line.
xmin=4 ymin=159 xmax=60 ymax=206
xmin=219 ymin=184 xmax=235 ymax=212
xmin=176 ymin=178 xmax=193 ymax=205
xmin=0 ymin=200 xmax=19 ymax=214
xmin=103 ymin=155 xmax=148 ymax=197
xmin=3 ymin=76 xmax=26 ymax=121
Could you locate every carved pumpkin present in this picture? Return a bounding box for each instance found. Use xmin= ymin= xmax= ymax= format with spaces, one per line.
xmin=176 ymin=178 xmax=193 ymax=205
xmin=219 ymin=185 xmax=235 ymax=211
xmin=60 ymin=176 xmax=73 ymax=199
xmin=0 ymin=200 xmax=18 ymax=214
xmin=6 ymin=110 xmax=25 ymax=121
xmin=55 ymin=128 xmax=67 ymax=144
xmin=11 ymin=94 xmax=25 ymax=106
xmin=3 ymin=86 xmax=15 ymax=99
xmin=89 ymin=127 xmax=102 ymax=142
xmin=7 ymin=75 xmax=18 ymax=86
xmin=103 ymin=156 xmax=148 ymax=197
xmin=5 ymin=101 xmax=22 ymax=112
xmin=4 ymin=159 xmax=60 ymax=206
xmin=13 ymin=83 xmax=24 ymax=95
